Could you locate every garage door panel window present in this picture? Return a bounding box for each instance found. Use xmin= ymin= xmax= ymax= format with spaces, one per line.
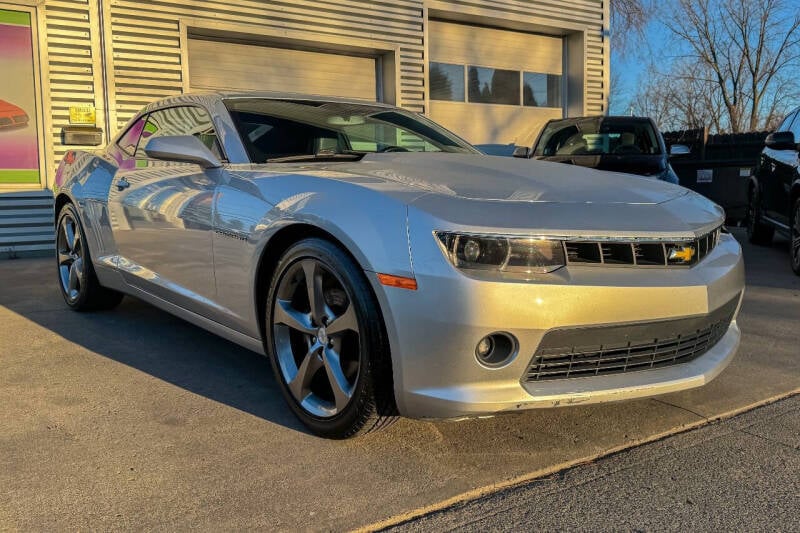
xmin=467 ymin=66 xmax=520 ymax=106
xmin=430 ymin=62 xmax=561 ymax=110
xmin=430 ymin=62 xmax=465 ymax=102
xmin=523 ymin=72 xmax=562 ymax=108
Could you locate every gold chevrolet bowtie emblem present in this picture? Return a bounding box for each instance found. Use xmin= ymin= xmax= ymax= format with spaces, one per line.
xmin=669 ymin=245 xmax=696 ymax=263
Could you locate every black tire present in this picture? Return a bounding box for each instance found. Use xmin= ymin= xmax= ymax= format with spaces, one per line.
xmin=56 ymin=203 xmax=124 ymax=311
xmin=264 ymin=238 xmax=396 ymax=439
xmin=791 ymin=197 xmax=800 ymax=276
xmin=746 ymin=187 xmax=774 ymax=245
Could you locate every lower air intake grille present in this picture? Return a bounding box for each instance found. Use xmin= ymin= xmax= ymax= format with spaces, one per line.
xmin=524 ymin=294 xmax=739 ymax=382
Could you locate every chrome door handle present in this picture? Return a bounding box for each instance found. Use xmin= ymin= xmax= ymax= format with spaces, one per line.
xmin=116 ymin=178 xmax=130 ymax=191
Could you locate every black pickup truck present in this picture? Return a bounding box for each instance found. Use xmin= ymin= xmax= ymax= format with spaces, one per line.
xmin=518 ymin=116 xmax=686 ymax=184
xmin=747 ymin=107 xmax=800 ymax=275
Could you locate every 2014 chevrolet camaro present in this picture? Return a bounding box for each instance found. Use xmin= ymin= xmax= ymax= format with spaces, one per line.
xmin=54 ymin=93 xmax=745 ymax=438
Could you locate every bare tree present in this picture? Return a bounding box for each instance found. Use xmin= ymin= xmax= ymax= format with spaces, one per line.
xmin=665 ymin=0 xmax=800 ymax=132
xmin=610 ymin=0 xmax=652 ymax=53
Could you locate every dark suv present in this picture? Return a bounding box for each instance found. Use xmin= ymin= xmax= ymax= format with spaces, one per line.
xmin=520 ymin=116 xmax=685 ymax=184
xmin=747 ymin=106 xmax=800 ymax=275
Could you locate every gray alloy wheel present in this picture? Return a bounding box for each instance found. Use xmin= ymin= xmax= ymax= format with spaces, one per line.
xmin=792 ymin=198 xmax=800 ymax=276
xmin=273 ymin=257 xmax=360 ymax=418
xmin=55 ymin=203 xmax=123 ymax=311
xmin=57 ymin=211 xmax=85 ymax=305
xmin=265 ymin=238 xmax=397 ymax=438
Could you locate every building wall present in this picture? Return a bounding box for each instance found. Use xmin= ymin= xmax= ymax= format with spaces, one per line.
xmin=13 ymin=0 xmax=611 ymax=188
xmin=41 ymin=0 xmax=607 ymax=183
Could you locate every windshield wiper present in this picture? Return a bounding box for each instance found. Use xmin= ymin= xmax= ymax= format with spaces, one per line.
xmin=266 ymin=150 xmax=365 ymax=163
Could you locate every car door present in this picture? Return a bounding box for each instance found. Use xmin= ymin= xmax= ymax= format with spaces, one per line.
xmin=107 ymin=105 xmax=224 ymax=317
xmin=762 ymin=111 xmax=798 ymax=225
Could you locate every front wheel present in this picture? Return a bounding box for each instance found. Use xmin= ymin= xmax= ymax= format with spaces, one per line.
xmin=791 ymin=198 xmax=800 ymax=276
xmin=265 ymin=238 xmax=396 ymax=438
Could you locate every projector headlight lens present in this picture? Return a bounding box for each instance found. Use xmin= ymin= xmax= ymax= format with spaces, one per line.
xmin=435 ymin=231 xmax=566 ymax=274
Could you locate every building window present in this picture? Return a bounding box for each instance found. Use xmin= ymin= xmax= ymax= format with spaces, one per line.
xmin=430 ymin=62 xmax=465 ymax=102
xmin=523 ymin=72 xmax=562 ymax=108
xmin=430 ymin=62 xmax=562 ymax=109
xmin=467 ymin=66 xmax=520 ymax=105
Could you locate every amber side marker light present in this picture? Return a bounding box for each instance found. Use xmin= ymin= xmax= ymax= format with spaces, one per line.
xmin=377 ymin=273 xmax=418 ymax=290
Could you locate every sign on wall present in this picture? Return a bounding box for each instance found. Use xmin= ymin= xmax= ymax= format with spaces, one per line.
xmin=0 ymin=8 xmax=40 ymax=185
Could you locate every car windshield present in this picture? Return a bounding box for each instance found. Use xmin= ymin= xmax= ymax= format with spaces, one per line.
xmin=224 ymin=98 xmax=479 ymax=163
xmin=534 ymin=119 xmax=662 ymax=157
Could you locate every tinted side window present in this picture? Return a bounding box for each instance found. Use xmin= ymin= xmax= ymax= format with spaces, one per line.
xmin=787 ymin=110 xmax=800 ymax=139
xmin=117 ymin=115 xmax=147 ymax=156
xmin=135 ymin=106 xmax=223 ymax=159
xmin=778 ymin=111 xmax=797 ymax=132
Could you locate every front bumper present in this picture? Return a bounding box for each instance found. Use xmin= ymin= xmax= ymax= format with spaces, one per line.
xmin=370 ymin=231 xmax=745 ymax=419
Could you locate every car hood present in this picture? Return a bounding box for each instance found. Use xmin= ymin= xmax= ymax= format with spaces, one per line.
xmin=332 ymin=153 xmax=684 ymax=204
xmin=236 ymin=153 xmax=722 ymax=237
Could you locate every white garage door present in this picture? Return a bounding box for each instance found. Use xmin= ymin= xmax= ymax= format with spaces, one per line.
xmin=188 ymin=38 xmax=378 ymax=101
xmin=428 ymin=21 xmax=565 ymax=147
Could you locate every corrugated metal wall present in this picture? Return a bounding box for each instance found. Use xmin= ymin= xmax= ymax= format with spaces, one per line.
xmin=43 ymin=0 xmax=104 ymax=167
xmin=103 ymin=0 xmax=427 ymax=133
xmin=40 ymin=0 xmax=607 ymax=159
xmin=431 ymin=0 xmax=608 ymax=115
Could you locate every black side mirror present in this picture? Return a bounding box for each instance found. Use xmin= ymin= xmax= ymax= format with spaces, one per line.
xmin=512 ymin=146 xmax=531 ymax=158
xmin=669 ymin=144 xmax=691 ymax=157
xmin=765 ymin=131 xmax=797 ymax=151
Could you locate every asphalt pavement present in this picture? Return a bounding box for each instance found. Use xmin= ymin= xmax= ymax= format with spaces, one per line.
xmin=390 ymin=393 xmax=800 ymax=532
xmin=0 ymin=228 xmax=798 ymax=531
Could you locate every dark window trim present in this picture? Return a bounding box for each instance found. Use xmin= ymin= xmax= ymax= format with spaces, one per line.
xmin=135 ymin=104 xmax=229 ymax=162
xmin=115 ymin=114 xmax=148 ymax=157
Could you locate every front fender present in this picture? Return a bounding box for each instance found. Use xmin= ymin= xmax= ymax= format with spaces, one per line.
xmin=248 ymin=174 xmax=413 ymax=278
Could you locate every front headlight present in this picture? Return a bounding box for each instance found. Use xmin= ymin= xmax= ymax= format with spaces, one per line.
xmin=434 ymin=231 xmax=566 ymax=274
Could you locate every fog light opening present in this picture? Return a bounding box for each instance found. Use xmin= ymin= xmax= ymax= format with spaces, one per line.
xmin=475 ymin=332 xmax=518 ymax=368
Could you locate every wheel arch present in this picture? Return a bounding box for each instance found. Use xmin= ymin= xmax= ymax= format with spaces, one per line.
xmin=253 ymin=223 xmax=383 ymax=351
xmin=791 ymin=179 xmax=800 ymax=209
xmin=53 ymin=192 xmax=75 ymax=224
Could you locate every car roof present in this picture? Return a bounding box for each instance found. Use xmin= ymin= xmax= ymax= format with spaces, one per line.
xmin=142 ymin=91 xmax=397 ymax=114
xmin=546 ymin=115 xmax=654 ymax=126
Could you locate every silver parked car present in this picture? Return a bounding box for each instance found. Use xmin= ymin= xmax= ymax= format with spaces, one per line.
xmin=54 ymin=93 xmax=745 ymax=438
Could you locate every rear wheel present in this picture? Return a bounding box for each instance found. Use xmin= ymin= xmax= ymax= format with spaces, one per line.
xmin=746 ymin=187 xmax=774 ymax=245
xmin=265 ymin=238 xmax=396 ymax=438
xmin=791 ymin=198 xmax=800 ymax=276
xmin=56 ymin=203 xmax=124 ymax=311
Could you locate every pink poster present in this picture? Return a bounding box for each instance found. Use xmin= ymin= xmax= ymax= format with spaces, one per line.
xmin=0 ymin=9 xmax=40 ymax=185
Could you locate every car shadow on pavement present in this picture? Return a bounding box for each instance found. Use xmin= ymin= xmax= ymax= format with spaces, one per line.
xmin=0 ymin=264 xmax=308 ymax=435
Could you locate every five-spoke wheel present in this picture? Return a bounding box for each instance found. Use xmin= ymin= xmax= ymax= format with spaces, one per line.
xmin=273 ymin=258 xmax=361 ymax=417
xmin=266 ymin=238 xmax=395 ymax=438
xmin=57 ymin=211 xmax=85 ymax=305
xmin=55 ymin=203 xmax=123 ymax=311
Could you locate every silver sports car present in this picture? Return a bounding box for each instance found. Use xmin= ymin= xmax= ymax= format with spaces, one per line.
xmin=54 ymin=93 xmax=745 ymax=438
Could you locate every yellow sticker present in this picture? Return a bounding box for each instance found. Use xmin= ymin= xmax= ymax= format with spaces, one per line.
xmin=69 ymin=105 xmax=96 ymax=125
